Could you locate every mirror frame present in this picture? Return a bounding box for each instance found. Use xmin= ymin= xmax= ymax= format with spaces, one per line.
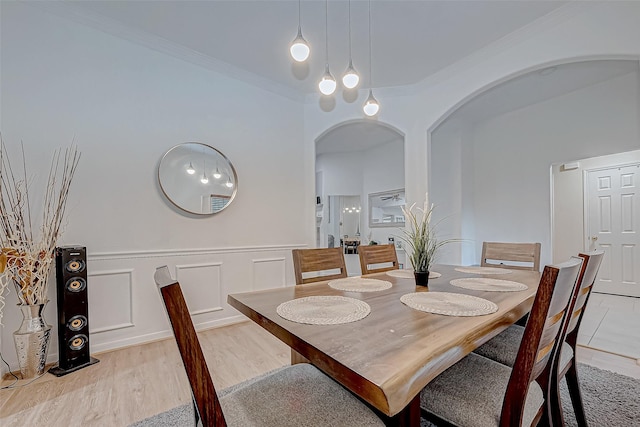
xmin=158 ymin=142 xmax=238 ymax=216
xmin=368 ymin=188 xmax=405 ymax=228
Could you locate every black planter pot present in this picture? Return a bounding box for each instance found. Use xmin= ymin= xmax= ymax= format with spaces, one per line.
xmin=414 ymin=271 xmax=429 ymax=287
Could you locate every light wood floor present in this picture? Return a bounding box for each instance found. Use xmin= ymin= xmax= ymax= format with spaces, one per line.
xmin=1 ymin=321 xmax=639 ymax=426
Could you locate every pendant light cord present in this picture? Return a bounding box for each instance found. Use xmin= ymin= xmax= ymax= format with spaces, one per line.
xmin=297 ymin=0 xmax=301 ymax=31
xmin=325 ymin=0 xmax=329 ymax=67
xmin=348 ymin=0 xmax=352 ymax=60
xmin=368 ymin=0 xmax=372 ymax=87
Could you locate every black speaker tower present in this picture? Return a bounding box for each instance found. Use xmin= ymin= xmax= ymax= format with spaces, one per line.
xmin=49 ymin=246 xmax=99 ymax=376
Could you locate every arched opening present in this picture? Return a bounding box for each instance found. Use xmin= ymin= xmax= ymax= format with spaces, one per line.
xmin=315 ymin=119 xmax=405 ymax=275
xmin=428 ymin=59 xmax=639 ymax=267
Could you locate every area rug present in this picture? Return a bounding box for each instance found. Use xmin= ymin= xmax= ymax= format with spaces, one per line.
xmin=131 ymin=363 xmax=639 ymax=427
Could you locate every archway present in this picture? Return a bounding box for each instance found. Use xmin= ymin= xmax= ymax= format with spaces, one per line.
xmin=427 ymin=58 xmax=639 ymax=266
xmin=314 ymin=119 xmax=405 ymax=275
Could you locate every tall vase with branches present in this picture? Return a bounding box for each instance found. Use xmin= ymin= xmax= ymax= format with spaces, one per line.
xmin=397 ymin=194 xmax=457 ymax=286
xmin=0 ymin=139 xmax=80 ymax=377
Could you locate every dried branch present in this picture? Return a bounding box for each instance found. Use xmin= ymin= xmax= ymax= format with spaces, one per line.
xmin=0 ymin=138 xmax=80 ymax=323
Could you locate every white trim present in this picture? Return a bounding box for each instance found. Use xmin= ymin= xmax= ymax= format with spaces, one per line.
xmin=87 ymin=268 xmax=135 ymax=333
xmin=89 ymin=244 xmax=307 ymax=261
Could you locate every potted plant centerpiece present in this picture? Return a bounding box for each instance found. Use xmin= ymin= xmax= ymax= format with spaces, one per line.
xmin=0 ymin=141 xmax=80 ymax=378
xmin=398 ymin=194 xmax=456 ymax=287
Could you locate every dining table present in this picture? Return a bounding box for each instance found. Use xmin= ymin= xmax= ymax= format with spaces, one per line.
xmin=227 ymin=264 xmax=541 ymax=426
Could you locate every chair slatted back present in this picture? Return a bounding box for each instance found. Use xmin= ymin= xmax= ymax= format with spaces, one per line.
xmin=566 ymin=251 xmax=605 ymax=335
xmin=481 ymin=242 xmax=542 ymax=271
xmin=358 ymin=244 xmax=399 ymax=275
xmin=155 ymin=266 xmax=226 ymax=427
xmin=292 ymin=248 xmax=348 ymax=284
xmin=501 ymin=257 xmax=583 ymax=426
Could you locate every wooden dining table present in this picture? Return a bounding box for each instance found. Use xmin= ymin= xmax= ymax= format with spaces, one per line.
xmin=227 ymin=264 xmax=541 ymax=426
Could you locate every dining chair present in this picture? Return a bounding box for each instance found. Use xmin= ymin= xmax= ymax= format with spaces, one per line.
xmin=358 ymin=244 xmax=399 ymax=275
xmin=481 ymin=241 xmax=542 ymax=271
xmin=420 ymin=257 xmax=583 ymax=427
xmin=154 ymin=266 xmax=385 ymax=427
xmin=473 ymin=251 xmax=604 ymax=426
xmin=292 ymin=247 xmax=347 ymax=284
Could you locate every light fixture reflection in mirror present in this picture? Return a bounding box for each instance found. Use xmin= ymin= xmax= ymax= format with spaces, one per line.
xmin=158 ymin=142 xmax=238 ymax=215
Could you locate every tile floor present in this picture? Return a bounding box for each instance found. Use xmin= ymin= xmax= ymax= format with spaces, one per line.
xmin=578 ymin=292 xmax=640 ymax=360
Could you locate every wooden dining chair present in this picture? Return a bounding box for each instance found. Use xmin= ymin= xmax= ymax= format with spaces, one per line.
xmin=481 ymin=242 xmax=542 ymax=271
xmin=472 ymin=251 xmax=603 ymax=426
xmin=420 ymin=257 xmax=583 ymax=427
xmin=154 ymin=266 xmax=385 ymax=427
xmin=358 ymin=244 xmax=399 ymax=275
xmin=292 ymin=247 xmax=347 ymax=284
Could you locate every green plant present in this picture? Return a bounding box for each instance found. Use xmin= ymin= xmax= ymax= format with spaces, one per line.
xmin=397 ymin=196 xmax=457 ymax=273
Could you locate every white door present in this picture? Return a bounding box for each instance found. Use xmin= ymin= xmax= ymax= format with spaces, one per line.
xmin=586 ymin=163 xmax=640 ymax=297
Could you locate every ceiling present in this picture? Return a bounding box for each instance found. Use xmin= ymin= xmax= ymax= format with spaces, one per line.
xmin=51 ymin=0 xmax=569 ymax=97
xmin=37 ymin=2 xmax=638 ymax=155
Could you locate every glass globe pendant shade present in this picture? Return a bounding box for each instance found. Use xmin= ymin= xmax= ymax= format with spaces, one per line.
xmin=200 ymin=173 xmax=209 ymax=184
xmin=225 ymin=176 xmax=234 ymax=188
xmin=363 ymin=89 xmax=380 ymax=116
xmin=318 ymin=65 xmax=337 ymax=95
xmin=290 ymin=27 xmax=310 ymax=62
xmin=213 ymin=166 xmax=222 ymax=179
xmin=342 ymin=61 xmax=360 ymax=89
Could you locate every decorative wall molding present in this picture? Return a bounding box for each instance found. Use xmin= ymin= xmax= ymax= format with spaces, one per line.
xmin=175 ymin=262 xmax=223 ymax=315
xmin=88 ymin=268 xmax=134 ymax=334
xmin=251 ymin=257 xmax=287 ymax=291
xmin=88 ymin=243 xmax=307 ymax=261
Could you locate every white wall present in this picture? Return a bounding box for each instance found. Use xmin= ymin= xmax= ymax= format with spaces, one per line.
xmin=0 ymin=3 xmax=306 ymax=370
xmin=361 ymin=139 xmax=405 ymax=246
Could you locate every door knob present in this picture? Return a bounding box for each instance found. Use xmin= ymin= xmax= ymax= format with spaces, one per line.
xmin=591 ymin=236 xmax=598 ymax=241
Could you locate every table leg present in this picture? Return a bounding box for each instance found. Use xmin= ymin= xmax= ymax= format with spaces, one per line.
xmin=384 ymin=394 xmax=420 ymax=427
xmin=290 ymin=349 xmax=310 ymax=365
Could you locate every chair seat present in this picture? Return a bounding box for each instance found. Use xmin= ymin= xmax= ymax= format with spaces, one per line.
xmin=220 ymin=363 xmax=385 ymax=427
xmin=474 ymin=325 xmax=574 ymax=371
xmin=420 ymin=353 xmax=544 ymax=427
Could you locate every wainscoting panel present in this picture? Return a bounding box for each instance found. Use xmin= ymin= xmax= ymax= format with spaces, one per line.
xmin=88 ymin=269 xmax=134 ymax=333
xmin=0 ymin=244 xmax=304 ymax=371
xmin=252 ymin=257 xmax=286 ymax=291
xmin=175 ymin=262 xmax=223 ymax=315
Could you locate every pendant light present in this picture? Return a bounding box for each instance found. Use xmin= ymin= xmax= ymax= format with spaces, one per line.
xmin=213 ymin=164 xmax=222 ymax=179
xmin=186 ymin=162 xmax=195 ymax=175
xmin=342 ymin=0 xmax=360 ymax=89
xmin=363 ymin=0 xmax=380 ymax=116
xmin=318 ymin=0 xmax=336 ymax=96
xmin=225 ymin=176 xmax=234 ymax=188
xmin=200 ymin=160 xmax=209 ymax=184
xmin=289 ymin=0 xmax=310 ymax=62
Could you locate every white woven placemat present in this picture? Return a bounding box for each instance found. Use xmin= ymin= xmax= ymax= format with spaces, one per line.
xmin=449 ymin=278 xmax=528 ymax=292
xmin=400 ymin=292 xmax=498 ymax=316
xmin=276 ymin=296 xmax=371 ymax=325
xmin=386 ymin=269 xmax=442 ymax=279
xmin=328 ymin=277 xmax=392 ymax=292
xmin=455 ymin=266 xmax=513 ymax=275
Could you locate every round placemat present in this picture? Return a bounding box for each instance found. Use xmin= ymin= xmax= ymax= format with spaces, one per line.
xmin=386 ymin=270 xmax=442 ymax=279
xmin=449 ymin=278 xmax=528 ymax=292
xmin=328 ymin=277 xmax=392 ymax=292
xmin=455 ymin=266 xmax=513 ymax=275
xmin=276 ymin=296 xmax=371 ymax=325
xmin=400 ymin=292 xmax=498 ymax=316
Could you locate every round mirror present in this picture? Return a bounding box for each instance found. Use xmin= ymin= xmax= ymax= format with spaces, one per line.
xmin=158 ymin=142 xmax=238 ymax=215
